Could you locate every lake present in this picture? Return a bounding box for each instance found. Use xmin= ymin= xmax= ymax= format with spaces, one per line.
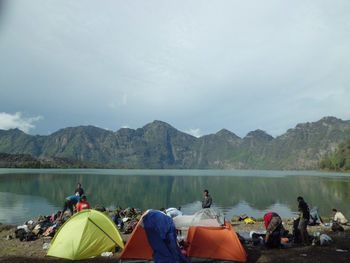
xmin=0 ymin=169 xmax=350 ymax=225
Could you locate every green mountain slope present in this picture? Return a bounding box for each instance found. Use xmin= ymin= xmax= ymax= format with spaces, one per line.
xmin=0 ymin=117 xmax=350 ymax=169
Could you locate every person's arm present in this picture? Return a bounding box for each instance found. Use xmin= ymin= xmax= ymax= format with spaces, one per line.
xmin=208 ymin=196 xmax=212 ymax=207
xmin=333 ymin=213 xmax=339 ymax=222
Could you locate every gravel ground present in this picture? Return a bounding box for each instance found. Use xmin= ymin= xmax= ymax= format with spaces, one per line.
xmin=1 ymin=220 xmax=350 ymax=262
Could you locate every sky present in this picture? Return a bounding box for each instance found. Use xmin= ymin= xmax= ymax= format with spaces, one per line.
xmin=0 ymin=0 xmax=350 ymax=138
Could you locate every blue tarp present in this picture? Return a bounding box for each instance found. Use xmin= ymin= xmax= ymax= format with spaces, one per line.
xmin=143 ymin=210 xmax=190 ymax=263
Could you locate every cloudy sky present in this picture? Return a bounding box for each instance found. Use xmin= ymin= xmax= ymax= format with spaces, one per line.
xmin=0 ymin=0 xmax=349 ymax=137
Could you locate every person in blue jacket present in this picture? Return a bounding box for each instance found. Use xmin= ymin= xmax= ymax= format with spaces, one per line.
xmin=62 ymin=194 xmax=80 ymax=216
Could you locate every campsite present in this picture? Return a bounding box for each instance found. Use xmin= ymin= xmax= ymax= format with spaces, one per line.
xmin=1 ymin=207 xmax=350 ymax=263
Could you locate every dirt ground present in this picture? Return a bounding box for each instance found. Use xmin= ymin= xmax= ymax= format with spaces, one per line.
xmin=1 ymin=221 xmax=350 ymax=262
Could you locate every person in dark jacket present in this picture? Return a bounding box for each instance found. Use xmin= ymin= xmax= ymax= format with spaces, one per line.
xmin=297 ymin=196 xmax=310 ymax=245
xmin=263 ymin=212 xmax=285 ymax=248
xmin=202 ymin=189 xmax=213 ymax=208
xmin=74 ymin=183 xmax=84 ymax=197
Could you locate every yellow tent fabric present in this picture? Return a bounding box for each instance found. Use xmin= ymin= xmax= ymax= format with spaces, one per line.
xmin=47 ymin=209 xmax=124 ymax=260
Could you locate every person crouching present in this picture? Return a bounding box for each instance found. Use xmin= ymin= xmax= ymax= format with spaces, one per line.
xmin=263 ymin=212 xmax=284 ymax=248
xmin=76 ymin=195 xmax=91 ymax=212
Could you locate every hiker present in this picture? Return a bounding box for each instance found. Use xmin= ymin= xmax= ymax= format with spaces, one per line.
xmin=297 ymin=196 xmax=310 ymax=245
xmin=263 ymin=212 xmax=284 ymax=248
xmin=332 ymin=208 xmax=348 ymax=225
xmin=309 ymin=206 xmax=324 ymax=226
xmin=61 ymin=194 xmax=80 ymax=216
xmin=202 ymin=189 xmax=212 ymax=209
xmin=74 ymin=183 xmax=84 ymax=197
xmin=76 ymin=195 xmax=91 ymax=212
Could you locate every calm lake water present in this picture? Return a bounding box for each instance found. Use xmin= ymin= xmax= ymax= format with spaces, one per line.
xmin=1 ymin=169 xmax=350 ymax=225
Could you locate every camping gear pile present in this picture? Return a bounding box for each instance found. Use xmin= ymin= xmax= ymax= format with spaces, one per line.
xmin=14 ymin=207 xmax=250 ymax=261
xmin=15 ymin=212 xmax=64 ymax=242
xmin=111 ymin=207 xmax=142 ymax=234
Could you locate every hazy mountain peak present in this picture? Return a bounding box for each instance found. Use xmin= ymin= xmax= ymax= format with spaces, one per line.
xmin=318 ymin=116 xmax=343 ymax=124
xmin=245 ymin=129 xmax=273 ymax=140
xmin=143 ymin=120 xmax=175 ymax=130
xmin=215 ymin=129 xmax=241 ymax=139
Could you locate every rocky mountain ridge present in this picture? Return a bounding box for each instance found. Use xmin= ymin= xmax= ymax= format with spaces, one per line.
xmin=1 ymin=116 xmax=350 ymax=169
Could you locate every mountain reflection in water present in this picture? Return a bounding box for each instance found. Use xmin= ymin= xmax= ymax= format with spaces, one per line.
xmin=0 ymin=169 xmax=349 ymax=224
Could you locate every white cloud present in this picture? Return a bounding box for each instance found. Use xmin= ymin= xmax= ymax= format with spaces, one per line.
xmin=186 ymin=128 xmax=202 ymax=138
xmin=0 ymin=112 xmax=42 ymax=133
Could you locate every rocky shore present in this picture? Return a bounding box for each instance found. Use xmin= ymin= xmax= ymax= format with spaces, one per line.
xmin=1 ymin=218 xmax=350 ymax=263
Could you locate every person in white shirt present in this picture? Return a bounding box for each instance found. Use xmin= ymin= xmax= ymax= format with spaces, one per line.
xmin=332 ymin=208 xmax=348 ymax=225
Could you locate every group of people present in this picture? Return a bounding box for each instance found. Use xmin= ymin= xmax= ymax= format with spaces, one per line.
xmin=59 ymin=186 xmax=348 ymax=249
xmin=262 ymin=196 xmax=349 ymax=248
xmin=202 ymin=190 xmax=348 ymax=248
xmin=60 ymin=183 xmax=91 ymax=218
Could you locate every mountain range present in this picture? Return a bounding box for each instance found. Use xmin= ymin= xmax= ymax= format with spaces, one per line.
xmin=1 ymin=116 xmax=350 ymax=169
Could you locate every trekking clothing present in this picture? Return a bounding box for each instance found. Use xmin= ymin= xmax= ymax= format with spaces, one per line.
xmin=298 ymin=218 xmax=308 ymax=231
xmin=63 ymin=200 xmax=75 ymax=215
xmin=66 ymin=195 xmax=80 ymax=204
xmin=75 ymin=187 xmax=84 ymax=197
xmin=76 ymin=200 xmax=91 ymax=212
xmin=263 ymin=212 xmax=284 ymax=248
xmin=309 ymin=206 xmax=323 ymax=225
xmin=333 ymin=211 xmax=348 ymax=224
xmin=62 ymin=195 xmax=80 ymax=215
xmin=202 ymin=194 xmax=212 ymax=208
xmin=298 ymin=199 xmax=310 ymax=220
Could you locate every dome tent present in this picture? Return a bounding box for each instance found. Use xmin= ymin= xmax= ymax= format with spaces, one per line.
xmin=47 ymin=209 xmax=124 ymax=260
xmin=174 ymin=208 xmax=247 ymax=262
xmin=120 ymin=209 xmax=189 ymax=263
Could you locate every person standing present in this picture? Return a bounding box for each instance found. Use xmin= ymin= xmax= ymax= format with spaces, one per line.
xmin=75 ymin=183 xmax=84 ymax=197
xmin=202 ymin=189 xmax=212 ymax=208
xmin=297 ymin=196 xmax=310 ymax=245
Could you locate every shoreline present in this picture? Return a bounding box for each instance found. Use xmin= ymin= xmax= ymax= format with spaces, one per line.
xmin=1 ymin=217 xmax=350 ymax=263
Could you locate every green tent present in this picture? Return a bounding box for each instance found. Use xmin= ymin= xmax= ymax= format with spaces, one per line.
xmin=47 ymin=209 xmax=124 ymax=260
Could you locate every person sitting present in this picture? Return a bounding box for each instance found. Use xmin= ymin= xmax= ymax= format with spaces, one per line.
xmin=76 ymin=195 xmax=91 ymax=212
xmin=332 ymin=208 xmax=348 ymax=225
xmin=263 ymin=212 xmax=285 ymax=248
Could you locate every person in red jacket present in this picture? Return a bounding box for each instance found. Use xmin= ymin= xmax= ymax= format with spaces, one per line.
xmin=76 ymin=195 xmax=91 ymax=212
xmin=263 ymin=212 xmax=284 ymax=248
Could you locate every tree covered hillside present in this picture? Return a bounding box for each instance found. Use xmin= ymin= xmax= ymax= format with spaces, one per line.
xmin=320 ymin=139 xmax=350 ymax=171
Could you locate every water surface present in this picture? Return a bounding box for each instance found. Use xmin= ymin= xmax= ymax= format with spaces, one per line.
xmin=0 ymin=169 xmax=349 ymax=225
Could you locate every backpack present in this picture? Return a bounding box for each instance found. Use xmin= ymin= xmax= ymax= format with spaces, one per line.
xmin=332 ymin=222 xmax=344 ymax=232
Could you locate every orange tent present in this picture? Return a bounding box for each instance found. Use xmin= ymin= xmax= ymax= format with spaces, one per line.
xmin=119 ymin=210 xmax=187 ymax=262
xmin=121 ymin=208 xmax=247 ymax=262
xmin=186 ymin=221 xmax=247 ymax=262
xmin=119 ymin=219 xmax=153 ymax=260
